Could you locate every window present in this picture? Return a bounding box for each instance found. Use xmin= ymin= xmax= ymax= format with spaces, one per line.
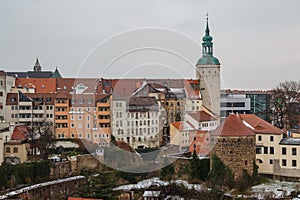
xmin=6 ymin=147 xmax=10 ymax=153
xmin=282 ymin=159 xmax=287 ymax=166
xmin=264 ymin=146 xmax=268 ymax=154
xmin=13 ymin=147 xmax=18 ymax=153
xmin=270 ymin=147 xmax=274 ymax=154
xmin=78 ymin=123 xmax=82 ymax=128
xmin=292 ymin=160 xmax=297 ymax=167
xmin=270 ymin=159 xmax=273 ymax=165
xmin=292 ymin=148 xmax=297 ymax=155
xmin=256 ymin=147 xmax=262 ymax=154
xmin=258 ymin=135 xmax=262 ymax=141
xmin=282 ymin=147 xmax=286 ymax=155
xmin=270 ymin=136 xmax=274 ymax=142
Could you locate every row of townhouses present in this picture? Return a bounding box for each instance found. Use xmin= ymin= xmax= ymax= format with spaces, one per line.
xmin=1 ymin=18 xmax=300 ymax=182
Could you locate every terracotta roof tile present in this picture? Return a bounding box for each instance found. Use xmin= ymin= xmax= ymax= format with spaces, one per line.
xmin=11 ymin=125 xmax=30 ymax=141
xmin=16 ymin=78 xmax=57 ymax=93
xmin=239 ymin=114 xmax=283 ymax=135
xmin=170 ymin=121 xmax=195 ymax=131
xmin=211 ymin=114 xmax=255 ymax=137
xmin=187 ymin=111 xmax=217 ymax=122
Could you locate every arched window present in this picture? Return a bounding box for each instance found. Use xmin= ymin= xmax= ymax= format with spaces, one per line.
xmin=6 ymin=147 xmax=10 ymax=153
xmin=13 ymin=147 xmax=18 ymax=153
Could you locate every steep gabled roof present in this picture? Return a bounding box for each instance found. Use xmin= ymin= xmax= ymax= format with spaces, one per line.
xmin=51 ymin=67 xmax=62 ymax=78
xmin=11 ymin=125 xmax=30 ymax=141
xmin=239 ymin=114 xmax=283 ymax=135
xmin=211 ymin=114 xmax=255 ymax=137
xmin=187 ymin=110 xmax=217 ymax=122
xmin=171 ymin=121 xmax=195 ymax=131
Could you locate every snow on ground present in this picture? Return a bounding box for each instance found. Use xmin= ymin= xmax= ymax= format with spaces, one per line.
xmin=251 ymin=179 xmax=300 ymax=199
xmin=0 ymin=176 xmax=85 ymax=199
xmin=115 ymin=177 xmax=300 ymax=199
xmin=113 ymin=177 xmax=204 ymax=191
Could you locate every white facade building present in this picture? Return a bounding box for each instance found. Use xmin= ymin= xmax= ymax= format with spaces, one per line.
xmin=185 ymin=111 xmax=218 ymax=131
xmin=112 ymin=97 xmax=160 ymax=149
xmin=0 ymin=71 xmax=15 ymax=120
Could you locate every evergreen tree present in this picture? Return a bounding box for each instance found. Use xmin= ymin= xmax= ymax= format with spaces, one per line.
xmin=189 ymin=150 xmax=210 ymax=181
xmin=208 ymin=154 xmax=234 ymax=189
xmin=78 ymin=170 xmax=119 ymax=199
xmin=160 ymin=157 xmax=174 ymax=180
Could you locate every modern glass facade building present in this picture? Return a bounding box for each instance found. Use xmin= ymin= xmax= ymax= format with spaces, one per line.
xmin=221 ymin=90 xmax=271 ymax=122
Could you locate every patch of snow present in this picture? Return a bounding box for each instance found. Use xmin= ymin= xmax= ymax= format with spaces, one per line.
xmin=114 ymin=177 xmax=204 ymax=192
xmin=242 ymin=120 xmax=254 ymax=130
xmin=0 ymin=176 xmax=84 ymax=199
xmin=251 ymin=179 xmax=300 ymax=199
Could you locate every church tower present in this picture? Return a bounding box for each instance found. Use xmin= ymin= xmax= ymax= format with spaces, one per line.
xmin=196 ymin=16 xmax=221 ymax=116
xmin=33 ymin=58 xmax=41 ymax=72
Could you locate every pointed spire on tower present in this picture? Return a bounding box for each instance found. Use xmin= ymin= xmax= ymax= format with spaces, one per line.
xmin=205 ymin=13 xmax=210 ymax=36
xmin=51 ymin=66 xmax=62 ymax=78
xmin=33 ymin=57 xmax=41 ymax=72
xmin=196 ymin=14 xmax=220 ymax=65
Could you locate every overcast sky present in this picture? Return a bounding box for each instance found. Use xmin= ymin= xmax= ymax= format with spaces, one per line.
xmin=0 ymin=0 xmax=299 ymax=90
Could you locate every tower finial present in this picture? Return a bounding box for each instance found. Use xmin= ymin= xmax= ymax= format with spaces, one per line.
xmin=205 ymin=13 xmax=210 ymax=36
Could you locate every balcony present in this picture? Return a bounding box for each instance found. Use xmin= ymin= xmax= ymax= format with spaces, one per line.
xmin=55 ymin=119 xmax=68 ymax=123
xmin=19 ymin=118 xmax=32 ymax=122
xmin=55 ymin=102 xmax=69 ymax=107
xmin=97 ymin=119 xmax=110 ymax=124
xmin=98 ymin=102 xmax=110 ymax=107
xmin=32 ymin=109 xmax=46 ymax=114
xmin=55 ymin=111 xmax=68 ymax=115
xmin=97 ymin=111 xmax=110 ymax=116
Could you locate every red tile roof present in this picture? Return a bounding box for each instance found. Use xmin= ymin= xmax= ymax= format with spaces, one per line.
xmin=170 ymin=121 xmax=195 ymax=131
xmin=239 ymin=114 xmax=283 ymax=135
xmin=11 ymin=125 xmax=30 ymax=141
xmin=184 ymin=80 xmax=201 ymax=100
xmin=56 ymin=78 xmax=103 ymax=94
xmin=211 ymin=114 xmax=255 ymax=137
xmin=187 ymin=111 xmax=217 ymax=122
xmin=16 ymin=78 xmax=57 ymax=93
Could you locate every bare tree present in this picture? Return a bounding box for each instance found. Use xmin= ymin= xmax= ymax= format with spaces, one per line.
xmin=35 ymin=122 xmax=56 ymax=160
xmin=271 ymin=81 xmax=300 ymax=130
